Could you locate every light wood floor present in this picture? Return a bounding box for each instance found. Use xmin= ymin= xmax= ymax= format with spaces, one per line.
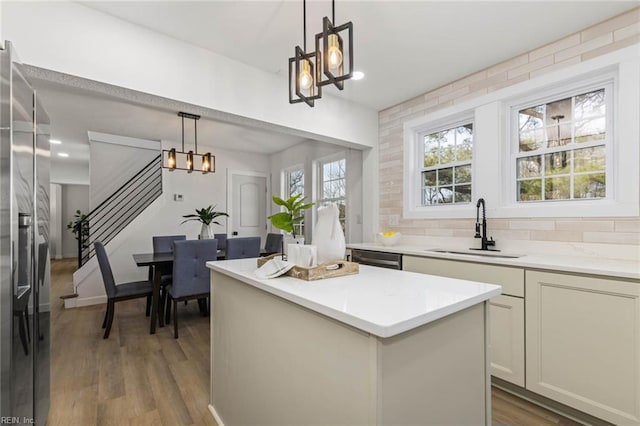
xmin=49 ymin=258 xmax=582 ymax=426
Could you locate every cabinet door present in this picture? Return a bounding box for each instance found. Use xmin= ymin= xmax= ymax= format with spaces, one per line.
xmin=490 ymin=295 xmax=524 ymax=386
xmin=526 ymin=271 xmax=640 ymax=425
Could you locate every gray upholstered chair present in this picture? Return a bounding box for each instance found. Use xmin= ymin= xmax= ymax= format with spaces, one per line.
xmin=94 ymin=241 xmax=153 ymax=339
xmin=152 ymin=235 xmax=186 ymax=312
xmin=225 ymin=236 xmax=261 ymax=260
xmin=264 ymin=233 xmax=283 ymax=255
xmin=214 ymin=233 xmax=227 ymax=250
xmin=165 ymin=239 xmax=218 ymax=338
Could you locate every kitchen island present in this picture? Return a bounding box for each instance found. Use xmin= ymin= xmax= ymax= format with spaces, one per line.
xmin=207 ymin=258 xmax=501 ymax=425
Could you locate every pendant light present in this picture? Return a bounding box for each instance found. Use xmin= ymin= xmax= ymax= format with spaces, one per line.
xmin=315 ymin=0 xmax=353 ymax=90
xmin=162 ymin=112 xmax=215 ymax=174
xmin=288 ymin=0 xmax=322 ymax=107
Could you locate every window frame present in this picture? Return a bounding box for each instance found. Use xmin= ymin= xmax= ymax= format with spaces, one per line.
xmin=316 ymin=154 xmax=347 ymax=233
xmin=419 ymin=121 xmax=474 ymax=206
xmin=508 ymin=79 xmax=614 ymax=206
xmin=282 ymin=164 xmax=306 ymax=237
xmin=404 ymin=112 xmax=476 ymax=218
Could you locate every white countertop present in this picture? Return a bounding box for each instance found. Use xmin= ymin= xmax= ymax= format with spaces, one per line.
xmin=348 ymin=243 xmax=640 ymax=280
xmin=207 ymin=258 xmax=501 ymax=338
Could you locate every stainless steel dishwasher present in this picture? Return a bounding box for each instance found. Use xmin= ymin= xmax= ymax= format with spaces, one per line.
xmin=351 ymin=249 xmax=402 ymax=270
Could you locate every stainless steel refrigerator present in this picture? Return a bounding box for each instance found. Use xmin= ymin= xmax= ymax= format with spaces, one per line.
xmin=0 ymin=41 xmax=50 ymax=424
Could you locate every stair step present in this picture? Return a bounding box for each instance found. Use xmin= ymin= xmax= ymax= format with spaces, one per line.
xmin=59 ymin=293 xmax=78 ymax=300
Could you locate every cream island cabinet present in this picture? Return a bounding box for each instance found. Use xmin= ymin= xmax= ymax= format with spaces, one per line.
xmin=207 ymin=258 xmax=501 ymax=426
xmin=400 ymin=253 xmax=640 ymax=425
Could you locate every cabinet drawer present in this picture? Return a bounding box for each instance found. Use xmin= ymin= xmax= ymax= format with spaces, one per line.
xmin=403 ymin=256 xmax=524 ymax=297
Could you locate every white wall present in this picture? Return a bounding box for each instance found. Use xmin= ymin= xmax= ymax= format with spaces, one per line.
xmin=50 ymin=161 xmax=89 ymax=185
xmin=89 ymin=139 xmax=159 ymax=210
xmin=269 ymin=141 xmax=364 ymax=243
xmin=60 ymin=184 xmax=89 ymax=258
xmin=69 ymin=145 xmax=269 ymax=306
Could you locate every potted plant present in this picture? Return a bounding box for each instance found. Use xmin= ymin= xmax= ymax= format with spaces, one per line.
xmin=268 ymin=194 xmax=314 ymax=242
xmin=181 ymin=205 xmax=229 ymax=239
xmin=66 ymin=210 xmax=90 ymax=249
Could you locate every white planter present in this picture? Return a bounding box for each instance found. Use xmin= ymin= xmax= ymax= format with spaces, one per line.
xmin=283 ymin=235 xmax=304 ymax=256
xmin=200 ymin=223 xmax=215 ymax=239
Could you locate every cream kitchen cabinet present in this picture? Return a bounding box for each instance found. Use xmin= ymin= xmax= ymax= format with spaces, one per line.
xmin=526 ymin=271 xmax=640 ymax=426
xmin=403 ymin=256 xmax=525 ymax=386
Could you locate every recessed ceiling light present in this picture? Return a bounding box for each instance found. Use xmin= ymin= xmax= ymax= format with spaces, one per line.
xmin=50 ymin=139 xmax=62 ymax=145
xmin=57 ymin=152 xmax=69 ymax=158
xmin=352 ymin=71 xmax=365 ymax=80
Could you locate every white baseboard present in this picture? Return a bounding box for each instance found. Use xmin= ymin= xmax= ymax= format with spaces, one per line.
xmin=208 ymin=404 xmax=224 ymax=426
xmin=64 ymin=294 xmax=106 ymax=309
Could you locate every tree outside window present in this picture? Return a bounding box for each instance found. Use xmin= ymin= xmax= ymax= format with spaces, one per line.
xmin=284 ymin=167 xmax=305 ymax=237
xmin=516 ymin=88 xmax=607 ymax=202
xmin=421 ymin=123 xmax=473 ymax=205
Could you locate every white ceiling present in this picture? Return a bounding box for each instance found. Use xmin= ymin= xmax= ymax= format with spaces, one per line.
xmin=35 ymin=1 xmax=638 ymax=170
xmin=81 ymin=0 xmax=638 ymax=110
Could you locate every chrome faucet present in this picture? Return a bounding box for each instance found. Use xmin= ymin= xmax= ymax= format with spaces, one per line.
xmin=473 ymin=198 xmax=496 ymax=251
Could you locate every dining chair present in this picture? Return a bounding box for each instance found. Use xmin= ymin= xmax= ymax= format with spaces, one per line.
xmin=214 ymin=233 xmax=227 ymax=251
xmin=264 ymin=233 xmax=283 ymax=255
xmin=225 ymin=236 xmax=261 ymax=260
xmin=95 ymin=241 xmax=153 ymax=339
xmin=152 ymin=235 xmax=186 ymax=312
xmin=165 ymin=239 xmax=218 ymax=338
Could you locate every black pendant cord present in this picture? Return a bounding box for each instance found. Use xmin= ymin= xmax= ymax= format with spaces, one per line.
xmin=181 ymin=115 xmax=185 ymax=152
xmin=303 ymin=0 xmax=307 ymax=52
xmin=332 ymin=0 xmax=335 ymax=24
xmin=194 ymin=119 xmax=198 ymax=154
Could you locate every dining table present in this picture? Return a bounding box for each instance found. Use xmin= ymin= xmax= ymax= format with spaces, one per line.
xmin=132 ymin=249 xmax=226 ymax=334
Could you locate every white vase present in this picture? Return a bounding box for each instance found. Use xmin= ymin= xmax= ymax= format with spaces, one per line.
xmin=200 ymin=223 xmax=214 ymax=239
xmin=313 ymin=203 xmax=346 ymax=263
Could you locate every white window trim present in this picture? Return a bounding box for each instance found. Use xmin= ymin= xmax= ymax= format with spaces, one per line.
xmin=404 ymin=112 xmax=475 ymax=218
xmin=403 ymin=45 xmax=639 ymax=219
xmin=314 ymin=152 xmax=348 ymax=234
xmin=281 ymin=163 xmax=305 ymax=198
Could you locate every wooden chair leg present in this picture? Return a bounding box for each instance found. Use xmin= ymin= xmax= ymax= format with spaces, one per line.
xmin=173 ymin=299 xmax=179 ymax=339
xmin=145 ymin=294 xmax=151 ymax=317
xmin=103 ymin=300 xmax=115 ymax=339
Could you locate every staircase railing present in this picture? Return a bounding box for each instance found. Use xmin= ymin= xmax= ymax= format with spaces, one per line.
xmin=75 ymin=154 xmax=162 ymax=268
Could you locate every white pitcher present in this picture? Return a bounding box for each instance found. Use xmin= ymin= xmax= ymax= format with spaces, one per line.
xmin=313 ymin=203 xmax=346 ymax=263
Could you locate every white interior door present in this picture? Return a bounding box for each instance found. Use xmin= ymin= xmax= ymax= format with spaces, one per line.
xmin=229 ymin=171 xmax=267 ymax=240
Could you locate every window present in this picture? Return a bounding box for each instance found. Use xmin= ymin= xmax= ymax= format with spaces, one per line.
xmin=421 ymin=123 xmax=473 ymax=205
xmin=514 ymin=86 xmax=609 ymax=202
xmin=318 ymin=158 xmax=346 ymax=232
xmin=284 ymin=167 xmax=305 ymax=236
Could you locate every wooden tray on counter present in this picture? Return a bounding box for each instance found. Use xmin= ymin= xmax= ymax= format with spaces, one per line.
xmin=257 ymin=253 xmax=359 ymax=281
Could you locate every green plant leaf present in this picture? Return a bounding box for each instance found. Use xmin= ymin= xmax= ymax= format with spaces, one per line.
xmin=268 ymin=212 xmax=293 ymax=233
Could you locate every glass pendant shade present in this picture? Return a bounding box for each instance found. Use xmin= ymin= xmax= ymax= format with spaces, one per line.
xmin=327 ymin=34 xmax=343 ymax=69
xmin=186 ymin=151 xmax=194 ymax=173
xmin=202 ymin=153 xmax=213 ymax=174
xmin=168 ymin=148 xmax=176 ymax=170
xmin=315 ymin=15 xmax=353 ymax=90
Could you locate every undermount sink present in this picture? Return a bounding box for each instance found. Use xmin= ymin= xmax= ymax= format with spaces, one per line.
xmin=426 ymin=249 xmax=524 ymax=259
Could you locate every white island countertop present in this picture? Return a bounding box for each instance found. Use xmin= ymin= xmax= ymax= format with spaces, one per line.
xmin=207 ymin=258 xmax=501 ymax=338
